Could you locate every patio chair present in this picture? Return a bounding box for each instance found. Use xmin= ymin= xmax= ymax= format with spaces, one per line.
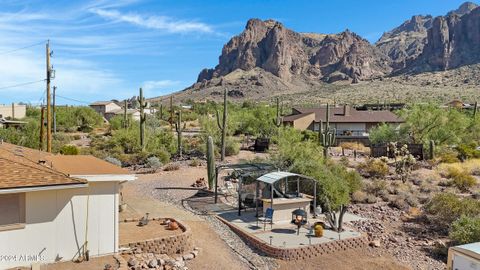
xmin=257 ymin=208 xmax=274 ymax=231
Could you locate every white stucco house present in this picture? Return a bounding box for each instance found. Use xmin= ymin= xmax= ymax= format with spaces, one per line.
xmin=0 ymin=142 xmax=135 ymax=269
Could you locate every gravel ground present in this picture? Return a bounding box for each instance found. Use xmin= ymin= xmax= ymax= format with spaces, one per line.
xmin=349 ymin=203 xmax=446 ymax=270
xmin=131 ymin=162 xmax=278 ymax=270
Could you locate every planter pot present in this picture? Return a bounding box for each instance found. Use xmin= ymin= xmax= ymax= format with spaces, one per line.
xmin=119 ymin=203 xmax=127 ymax=212
xmin=168 ymin=221 xmax=179 ymax=230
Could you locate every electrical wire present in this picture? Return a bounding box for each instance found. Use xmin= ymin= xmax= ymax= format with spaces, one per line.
xmin=0 ymin=79 xmax=45 ymax=90
xmin=55 ymin=94 xmax=91 ymax=105
xmin=0 ymin=40 xmax=46 ymax=56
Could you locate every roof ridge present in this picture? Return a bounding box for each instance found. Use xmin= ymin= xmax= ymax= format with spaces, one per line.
xmin=0 ymin=147 xmax=85 ymax=184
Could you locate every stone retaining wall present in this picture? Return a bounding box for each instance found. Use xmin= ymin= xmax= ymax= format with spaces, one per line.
xmin=120 ymin=218 xmax=193 ymax=256
xmin=216 ymin=216 xmax=368 ymax=261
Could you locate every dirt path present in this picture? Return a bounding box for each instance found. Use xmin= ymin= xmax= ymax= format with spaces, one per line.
xmin=121 ymin=172 xmax=250 ymax=270
xmin=122 ymin=150 xmax=410 ymax=270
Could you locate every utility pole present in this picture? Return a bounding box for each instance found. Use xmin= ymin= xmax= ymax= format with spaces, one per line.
xmin=40 ymin=106 xmax=45 ymax=150
xmin=53 ymin=86 xmax=56 ymax=134
xmin=46 ymin=40 xmax=52 ymax=152
xmin=11 ymin=102 xmax=15 ymax=120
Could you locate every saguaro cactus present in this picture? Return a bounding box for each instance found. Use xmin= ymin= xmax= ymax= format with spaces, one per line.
xmin=169 ymin=96 xmax=174 ymax=129
xmin=207 ymin=136 xmax=216 ymax=190
xmin=123 ymin=100 xmax=128 ymax=129
xmin=272 ymin=97 xmax=282 ymax=127
xmin=319 ymin=103 xmax=336 ymax=158
xmin=175 ymin=110 xmax=184 ymax=158
xmin=474 ymin=101 xmax=478 ymax=119
xmin=216 ymin=88 xmax=228 ymax=161
xmin=429 ymin=140 xmax=435 ymax=160
xmin=137 ymin=88 xmax=147 ymax=150
xmin=159 ymin=103 xmax=163 ymax=121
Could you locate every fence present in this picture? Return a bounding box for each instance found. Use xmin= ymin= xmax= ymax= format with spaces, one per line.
xmin=370 ymin=143 xmax=424 ymax=160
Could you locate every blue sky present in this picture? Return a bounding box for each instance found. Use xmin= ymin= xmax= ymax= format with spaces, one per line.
xmin=0 ymin=0 xmax=472 ymax=105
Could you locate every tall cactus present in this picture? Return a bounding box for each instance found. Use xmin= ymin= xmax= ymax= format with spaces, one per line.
xmin=216 ymin=88 xmax=228 ymax=161
xmin=123 ymin=100 xmax=128 ymax=129
xmin=272 ymin=97 xmax=282 ymax=127
xmin=159 ymin=103 xmax=163 ymax=121
xmin=429 ymin=140 xmax=435 ymax=160
xmin=169 ymin=96 xmax=174 ymax=129
xmin=207 ymin=136 xmax=216 ymax=190
xmin=473 ymin=101 xmax=478 ymax=119
xmin=175 ymin=110 xmax=184 ymax=158
xmin=137 ymin=88 xmax=147 ymax=150
xmin=319 ymin=103 xmax=336 ymax=158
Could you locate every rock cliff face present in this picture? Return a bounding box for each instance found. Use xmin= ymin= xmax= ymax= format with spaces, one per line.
xmin=198 ymin=19 xmax=391 ymax=83
xmin=376 ymin=15 xmax=433 ymax=68
xmin=410 ymin=4 xmax=480 ymax=71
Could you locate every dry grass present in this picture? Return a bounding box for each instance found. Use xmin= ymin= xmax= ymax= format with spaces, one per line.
xmin=438 ymin=159 xmax=480 ymax=175
xmin=339 ymin=142 xmax=370 ymax=153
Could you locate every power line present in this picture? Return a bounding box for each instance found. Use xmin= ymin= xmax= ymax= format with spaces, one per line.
xmin=0 ymin=40 xmax=46 ymax=56
xmin=55 ymin=94 xmax=91 ymax=105
xmin=0 ymin=79 xmax=45 ymax=90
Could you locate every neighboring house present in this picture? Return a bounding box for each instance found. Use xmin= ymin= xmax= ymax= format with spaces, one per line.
xmin=282 ymin=105 xmax=404 ymax=145
xmin=0 ymin=142 xmax=135 ymax=269
xmin=89 ymin=101 xmax=122 ymax=116
xmin=444 ymin=99 xmax=475 ymax=109
xmin=447 ymin=242 xmax=480 ymax=270
xmin=0 ymin=104 xmax=26 ymax=119
xmin=104 ymin=108 xmax=141 ymax=121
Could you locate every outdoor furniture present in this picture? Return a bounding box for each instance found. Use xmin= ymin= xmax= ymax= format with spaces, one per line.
xmin=257 ymin=208 xmax=274 ymax=231
xmin=262 ymin=197 xmax=311 ymax=223
xmin=291 ymin=209 xmax=308 ymax=235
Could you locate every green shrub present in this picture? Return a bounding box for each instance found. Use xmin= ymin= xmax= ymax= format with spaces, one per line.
xmin=224 ymin=137 xmax=240 ymax=156
xmin=146 ymin=156 xmax=162 ymax=169
xmin=189 ymin=158 xmax=201 ymax=167
xmin=59 ymin=145 xmax=79 ymax=155
xmin=164 ymin=163 xmax=180 ymax=171
xmin=425 ymin=193 xmax=480 ymax=227
xmin=351 ymin=191 xmax=367 ymax=203
xmin=450 ymin=216 xmax=480 ymax=244
xmin=456 ymin=142 xmax=480 ymax=161
xmin=105 ymin=156 xmax=122 ymax=167
xmin=451 ymin=172 xmax=477 ymax=192
xmin=358 ymin=158 xmax=389 ymax=178
xmin=364 ymin=179 xmax=388 ymax=197
xmin=437 ymin=148 xmax=460 ymax=163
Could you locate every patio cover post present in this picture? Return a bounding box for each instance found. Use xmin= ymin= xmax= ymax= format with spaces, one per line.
xmin=313 ymin=180 xmax=317 ymax=218
xmin=270 ymin=183 xmax=273 ymax=225
xmin=238 ymin=176 xmax=242 ymax=216
xmin=297 ymin=178 xmax=300 ymax=196
xmin=255 ymin=181 xmax=259 ymax=218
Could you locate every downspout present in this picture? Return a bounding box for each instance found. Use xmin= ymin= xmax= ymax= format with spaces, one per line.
xmin=83 ymin=185 xmax=91 ymax=261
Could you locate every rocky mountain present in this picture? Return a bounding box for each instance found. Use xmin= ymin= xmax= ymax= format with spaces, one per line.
xmin=406 ymin=3 xmax=480 ymax=72
xmin=197 ymin=19 xmax=391 ymax=84
xmin=376 ymin=15 xmax=433 ymax=69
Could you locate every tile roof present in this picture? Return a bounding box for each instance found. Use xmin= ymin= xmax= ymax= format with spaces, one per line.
xmin=90 ymin=101 xmax=116 ymax=106
xmin=287 ymin=106 xmax=404 ymax=123
xmin=0 ymin=143 xmax=86 ymax=190
xmin=46 ymin=155 xmax=130 ymax=175
xmin=0 ymin=142 xmax=131 ymax=190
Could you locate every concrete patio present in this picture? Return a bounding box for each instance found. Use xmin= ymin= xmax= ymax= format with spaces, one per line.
xmin=217 ymin=210 xmax=364 ymax=248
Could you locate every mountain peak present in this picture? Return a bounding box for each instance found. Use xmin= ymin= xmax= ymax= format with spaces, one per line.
xmin=448 ymin=1 xmax=478 ymax=16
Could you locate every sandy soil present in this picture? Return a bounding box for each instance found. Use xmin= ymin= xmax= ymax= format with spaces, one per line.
xmin=37 ymin=255 xmax=117 ymax=270
xmin=119 ymin=221 xmax=181 ymax=245
xmin=276 ymin=249 xmax=410 ymax=270
xmin=122 ymin=150 xmax=409 ymax=270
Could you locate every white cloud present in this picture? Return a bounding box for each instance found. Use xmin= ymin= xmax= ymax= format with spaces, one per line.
xmin=90 ymin=8 xmax=213 ymax=33
xmin=142 ymin=80 xmax=180 ymax=96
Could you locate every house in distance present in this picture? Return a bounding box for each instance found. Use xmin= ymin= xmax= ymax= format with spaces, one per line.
xmin=282 ymin=105 xmax=404 ymax=145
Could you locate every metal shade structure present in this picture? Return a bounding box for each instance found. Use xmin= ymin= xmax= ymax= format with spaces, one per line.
xmin=254 ymin=171 xmax=317 ymax=219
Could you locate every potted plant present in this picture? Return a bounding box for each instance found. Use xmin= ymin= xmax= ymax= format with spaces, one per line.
xmin=313 ymin=221 xmax=324 ymax=237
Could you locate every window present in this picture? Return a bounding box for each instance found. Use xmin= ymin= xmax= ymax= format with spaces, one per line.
xmin=0 ymin=193 xmax=25 ymax=230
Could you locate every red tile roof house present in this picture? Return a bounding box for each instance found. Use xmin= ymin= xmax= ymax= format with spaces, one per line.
xmin=0 ymin=142 xmax=135 ymax=269
xmin=282 ymin=105 xmax=404 ymax=145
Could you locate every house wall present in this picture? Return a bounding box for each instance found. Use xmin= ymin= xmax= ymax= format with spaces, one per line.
xmin=291 ymin=114 xmax=315 ymax=130
xmin=0 ymin=182 xmax=119 ymax=269
xmin=0 ymin=105 xmax=26 ymax=119
xmin=90 ymin=103 xmax=121 ymax=115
